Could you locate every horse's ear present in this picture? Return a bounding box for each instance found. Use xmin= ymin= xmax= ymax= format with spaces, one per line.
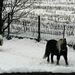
xmin=63 ymin=38 xmax=66 ymax=41
xmin=60 ymin=39 xmax=62 ymax=40
xmin=65 ymin=38 xmax=66 ymax=41
xmin=64 ymin=38 xmax=66 ymax=42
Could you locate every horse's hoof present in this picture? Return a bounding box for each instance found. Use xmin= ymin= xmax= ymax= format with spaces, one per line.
xmin=47 ymin=61 xmax=49 ymax=63
xmin=51 ymin=61 xmax=54 ymax=64
xmin=56 ymin=63 xmax=59 ymax=65
xmin=66 ymin=63 xmax=69 ymax=66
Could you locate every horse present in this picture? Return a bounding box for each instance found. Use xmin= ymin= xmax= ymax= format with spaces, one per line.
xmin=43 ymin=38 xmax=68 ymax=65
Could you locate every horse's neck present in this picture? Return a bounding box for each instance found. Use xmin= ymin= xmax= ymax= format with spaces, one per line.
xmin=56 ymin=41 xmax=62 ymax=53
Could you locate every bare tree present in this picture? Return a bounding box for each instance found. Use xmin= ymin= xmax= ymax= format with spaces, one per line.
xmin=2 ymin=0 xmax=35 ymax=37
xmin=0 ymin=0 xmax=4 ymax=35
xmin=0 ymin=0 xmax=3 ymax=44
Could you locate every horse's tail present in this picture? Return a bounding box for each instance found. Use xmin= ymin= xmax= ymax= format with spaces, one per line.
xmin=43 ymin=43 xmax=48 ymax=59
xmin=43 ymin=54 xmax=47 ymax=59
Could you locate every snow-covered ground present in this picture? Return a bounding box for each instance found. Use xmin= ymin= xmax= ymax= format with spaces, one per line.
xmin=0 ymin=37 xmax=75 ymax=73
xmin=1 ymin=0 xmax=75 ymax=74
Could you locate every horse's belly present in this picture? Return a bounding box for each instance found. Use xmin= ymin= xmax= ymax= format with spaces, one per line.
xmin=51 ymin=49 xmax=59 ymax=55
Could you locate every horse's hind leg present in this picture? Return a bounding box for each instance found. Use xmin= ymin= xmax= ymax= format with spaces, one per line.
xmin=51 ymin=54 xmax=54 ymax=63
xmin=47 ymin=53 xmax=50 ymax=63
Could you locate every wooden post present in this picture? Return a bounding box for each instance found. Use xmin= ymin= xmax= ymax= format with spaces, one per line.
xmin=7 ymin=13 xmax=11 ymax=40
xmin=63 ymin=25 xmax=65 ymax=38
xmin=0 ymin=0 xmax=3 ymax=35
xmin=23 ymin=21 xmax=26 ymax=32
xmin=37 ymin=15 xmax=40 ymax=42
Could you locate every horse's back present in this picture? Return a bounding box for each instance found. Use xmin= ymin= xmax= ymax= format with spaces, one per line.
xmin=46 ymin=39 xmax=58 ymax=54
xmin=47 ymin=39 xmax=57 ymax=47
xmin=47 ymin=39 xmax=57 ymax=43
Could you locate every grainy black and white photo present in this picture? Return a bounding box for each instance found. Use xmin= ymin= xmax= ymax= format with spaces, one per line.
xmin=0 ymin=0 xmax=75 ymax=75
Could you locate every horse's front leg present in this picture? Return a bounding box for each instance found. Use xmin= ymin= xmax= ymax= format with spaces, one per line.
xmin=51 ymin=54 xmax=54 ymax=63
xmin=47 ymin=54 xmax=50 ymax=63
xmin=56 ymin=55 xmax=60 ymax=65
xmin=63 ymin=55 xmax=68 ymax=65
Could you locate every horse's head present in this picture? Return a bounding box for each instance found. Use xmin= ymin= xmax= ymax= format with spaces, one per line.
xmin=59 ymin=38 xmax=67 ymax=46
xmin=61 ymin=38 xmax=67 ymax=51
xmin=56 ymin=38 xmax=67 ymax=52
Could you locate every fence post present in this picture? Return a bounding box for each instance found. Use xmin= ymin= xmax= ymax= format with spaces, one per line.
xmin=23 ymin=21 xmax=26 ymax=32
xmin=63 ymin=25 xmax=65 ymax=38
xmin=37 ymin=15 xmax=40 ymax=42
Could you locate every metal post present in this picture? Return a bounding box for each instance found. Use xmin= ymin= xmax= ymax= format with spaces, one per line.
xmin=63 ymin=25 xmax=65 ymax=38
xmin=37 ymin=15 xmax=40 ymax=42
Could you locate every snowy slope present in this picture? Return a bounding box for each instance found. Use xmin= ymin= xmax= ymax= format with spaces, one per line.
xmin=0 ymin=37 xmax=75 ymax=73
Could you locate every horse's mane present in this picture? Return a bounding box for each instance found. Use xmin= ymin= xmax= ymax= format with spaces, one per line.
xmin=56 ymin=38 xmax=67 ymax=53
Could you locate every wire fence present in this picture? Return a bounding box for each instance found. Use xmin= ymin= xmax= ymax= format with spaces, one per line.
xmin=5 ymin=15 xmax=75 ymax=41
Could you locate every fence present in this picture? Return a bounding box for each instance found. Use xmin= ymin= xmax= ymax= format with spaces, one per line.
xmin=5 ymin=15 xmax=74 ymax=41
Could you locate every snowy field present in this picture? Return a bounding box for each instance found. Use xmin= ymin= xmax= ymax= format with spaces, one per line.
xmin=0 ymin=36 xmax=75 ymax=73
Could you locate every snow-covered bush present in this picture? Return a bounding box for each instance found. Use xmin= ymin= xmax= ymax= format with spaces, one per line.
xmin=73 ymin=44 xmax=75 ymax=50
xmin=67 ymin=40 xmax=75 ymax=50
xmin=67 ymin=41 xmax=73 ymax=47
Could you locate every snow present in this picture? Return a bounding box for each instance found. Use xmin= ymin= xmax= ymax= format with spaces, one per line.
xmin=0 ymin=37 xmax=75 ymax=73
xmin=1 ymin=0 xmax=75 ymax=73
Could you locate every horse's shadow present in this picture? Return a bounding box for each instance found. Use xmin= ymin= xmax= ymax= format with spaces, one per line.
xmin=0 ymin=48 xmax=5 ymax=52
xmin=0 ymin=49 xmax=3 ymax=52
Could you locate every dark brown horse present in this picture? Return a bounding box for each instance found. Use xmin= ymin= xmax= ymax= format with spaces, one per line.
xmin=43 ymin=38 xmax=68 ymax=65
